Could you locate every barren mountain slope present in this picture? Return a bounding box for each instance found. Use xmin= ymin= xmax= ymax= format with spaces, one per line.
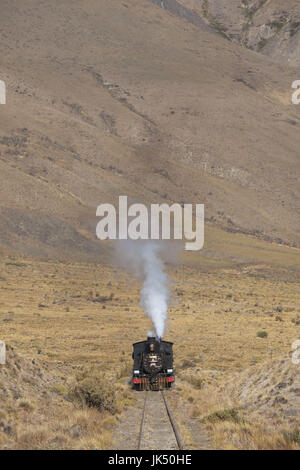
xmin=0 ymin=0 xmax=300 ymax=260
xmin=166 ymin=0 xmax=300 ymax=66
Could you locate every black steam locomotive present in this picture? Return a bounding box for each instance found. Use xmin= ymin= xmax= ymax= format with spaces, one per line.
xmin=132 ymin=336 xmax=174 ymax=390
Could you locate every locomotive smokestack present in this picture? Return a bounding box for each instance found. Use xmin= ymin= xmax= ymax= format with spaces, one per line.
xmin=147 ymin=335 xmax=160 ymax=343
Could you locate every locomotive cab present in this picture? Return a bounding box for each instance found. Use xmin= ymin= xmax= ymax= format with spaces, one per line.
xmin=132 ymin=336 xmax=174 ymax=390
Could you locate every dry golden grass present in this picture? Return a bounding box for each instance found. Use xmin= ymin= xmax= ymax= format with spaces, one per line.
xmin=0 ymin=344 xmax=135 ymax=449
xmin=14 ymin=407 xmax=115 ymax=450
xmin=168 ymin=372 xmax=300 ymax=450
xmin=1 ymin=250 xmax=299 ymax=372
xmin=0 ymin=236 xmax=299 ymax=449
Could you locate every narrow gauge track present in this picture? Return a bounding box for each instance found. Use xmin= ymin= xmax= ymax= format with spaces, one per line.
xmin=137 ymin=389 xmax=183 ymax=450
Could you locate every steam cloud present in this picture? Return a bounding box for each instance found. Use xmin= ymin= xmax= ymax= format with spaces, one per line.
xmin=115 ymin=241 xmax=172 ymax=339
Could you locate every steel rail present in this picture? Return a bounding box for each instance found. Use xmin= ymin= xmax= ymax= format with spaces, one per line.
xmin=161 ymin=389 xmax=184 ymax=450
xmin=137 ymin=390 xmax=148 ymax=450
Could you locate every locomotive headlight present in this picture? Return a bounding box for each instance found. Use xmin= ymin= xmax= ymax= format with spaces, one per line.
xmin=167 ymin=369 xmax=173 ymax=373
xmin=134 ymin=370 xmax=140 ymax=375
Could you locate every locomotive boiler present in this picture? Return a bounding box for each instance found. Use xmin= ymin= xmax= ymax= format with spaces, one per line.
xmin=132 ymin=336 xmax=174 ymax=390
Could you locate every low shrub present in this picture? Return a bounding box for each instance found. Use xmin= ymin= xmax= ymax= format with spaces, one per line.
xmin=202 ymin=408 xmax=242 ymax=424
xmin=18 ymin=400 xmax=34 ymax=412
xmin=185 ymin=375 xmax=204 ymax=389
xmin=51 ymin=384 xmax=68 ymax=396
xmin=257 ymin=331 xmax=268 ymax=338
xmin=70 ymin=370 xmax=116 ymax=414
xmin=282 ymin=428 xmax=300 ymax=445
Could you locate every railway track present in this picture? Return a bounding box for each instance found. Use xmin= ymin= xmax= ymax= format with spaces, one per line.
xmin=137 ymin=389 xmax=183 ymax=450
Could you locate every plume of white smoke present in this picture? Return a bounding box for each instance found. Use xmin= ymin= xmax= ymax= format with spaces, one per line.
xmin=139 ymin=243 xmax=169 ymax=339
xmin=114 ymin=240 xmax=173 ymax=339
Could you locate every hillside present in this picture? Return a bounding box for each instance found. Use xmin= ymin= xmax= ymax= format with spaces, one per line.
xmin=160 ymin=0 xmax=300 ymax=66
xmin=0 ymin=343 xmax=132 ymax=449
xmin=0 ymin=0 xmax=300 ymax=262
xmin=173 ymin=356 xmax=300 ymax=449
xmin=223 ymin=357 xmax=300 ymax=426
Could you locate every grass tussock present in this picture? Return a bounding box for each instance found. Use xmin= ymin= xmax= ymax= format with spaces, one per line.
xmin=51 ymin=384 xmax=68 ymax=396
xmin=256 ymin=330 xmax=268 ymax=338
xmin=202 ymin=408 xmax=242 ymax=424
xmin=282 ymin=428 xmax=300 ymax=446
xmin=18 ymin=400 xmax=35 ymax=412
xmin=185 ymin=376 xmax=204 ymax=389
xmin=116 ymin=361 xmax=132 ymax=380
xmin=69 ymin=369 xmax=117 ymax=414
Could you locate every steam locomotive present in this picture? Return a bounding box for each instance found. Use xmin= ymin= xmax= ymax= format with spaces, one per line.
xmin=132 ymin=336 xmax=174 ymax=390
